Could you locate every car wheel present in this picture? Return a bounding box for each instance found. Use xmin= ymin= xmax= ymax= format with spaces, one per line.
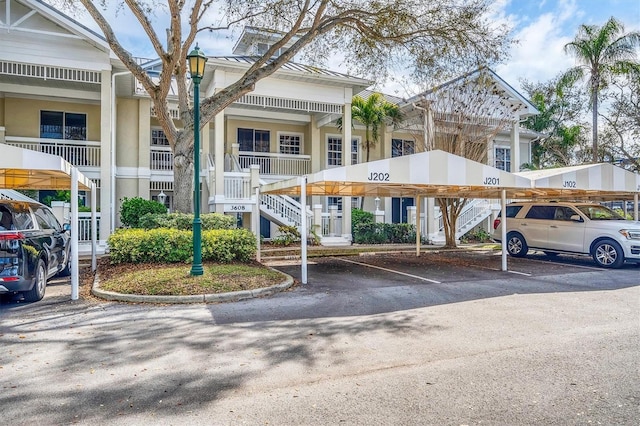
xmin=24 ymin=259 xmax=47 ymax=302
xmin=59 ymin=251 xmax=71 ymax=277
xmin=591 ymin=239 xmax=624 ymax=268
xmin=506 ymin=232 xmax=528 ymax=257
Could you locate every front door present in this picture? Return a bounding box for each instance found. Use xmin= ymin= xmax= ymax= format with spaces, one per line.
xmin=392 ymin=197 xmax=414 ymax=223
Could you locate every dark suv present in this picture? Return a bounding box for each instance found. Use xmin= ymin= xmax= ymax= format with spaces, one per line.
xmin=0 ymin=200 xmax=71 ymax=302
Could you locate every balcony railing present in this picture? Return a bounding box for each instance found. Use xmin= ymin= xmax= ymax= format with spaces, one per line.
xmin=150 ymin=148 xmax=173 ymax=171
xmin=238 ymin=152 xmax=310 ymax=176
xmin=4 ymin=137 xmax=101 ymax=167
xmin=224 ymin=172 xmax=252 ymax=200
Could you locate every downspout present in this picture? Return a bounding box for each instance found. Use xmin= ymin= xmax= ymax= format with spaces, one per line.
xmin=111 ymin=71 xmax=131 ymax=233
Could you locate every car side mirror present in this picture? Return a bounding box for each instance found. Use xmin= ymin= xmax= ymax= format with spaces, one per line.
xmin=63 ymin=223 xmax=71 ymax=232
xmin=570 ymin=214 xmax=583 ymax=222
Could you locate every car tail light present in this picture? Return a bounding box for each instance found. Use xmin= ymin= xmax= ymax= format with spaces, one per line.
xmin=0 ymin=276 xmax=20 ymax=282
xmin=493 ymin=218 xmax=501 ymax=230
xmin=0 ymin=232 xmax=24 ymax=240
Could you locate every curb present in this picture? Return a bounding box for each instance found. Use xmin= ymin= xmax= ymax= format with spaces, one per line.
xmin=91 ymin=268 xmax=295 ymax=304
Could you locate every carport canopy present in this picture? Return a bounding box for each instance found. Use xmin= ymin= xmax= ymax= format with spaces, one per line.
xmin=516 ymin=163 xmax=640 ymax=203
xmin=261 ymin=150 xmax=538 ymax=281
xmin=262 ymin=149 xmax=534 ymax=199
xmin=0 ymin=144 xmax=97 ymax=300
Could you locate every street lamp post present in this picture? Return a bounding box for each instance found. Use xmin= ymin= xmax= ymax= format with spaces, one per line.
xmin=187 ymin=44 xmax=207 ymax=276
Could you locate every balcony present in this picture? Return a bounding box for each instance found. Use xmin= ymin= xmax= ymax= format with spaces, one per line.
xmin=4 ymin=137 xmax=101 ymax=168
xmin=238 ymin=152 xmax=310 ymax=176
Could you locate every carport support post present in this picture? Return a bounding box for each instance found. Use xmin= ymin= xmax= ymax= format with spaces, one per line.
xmin=91 ymin=184 xmax=97 ymax=272
xmin=501 ymin=189 xmax=507 ymax=272
xmin=416 ymin=195 xmax=421 ymax=256
xmin=71 ymin=167 xmax=79 ymax=300
xmin=635 ymin=193 xmax=638 ymax=221
xmin=301 ymin=176 xmax=308 ymax=284
xmin=254 ymin=187 xmax=261 ymax=263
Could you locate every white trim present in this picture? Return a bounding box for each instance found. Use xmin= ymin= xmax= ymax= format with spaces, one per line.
xmin=117 ymin=166 xmax=151 ymax=179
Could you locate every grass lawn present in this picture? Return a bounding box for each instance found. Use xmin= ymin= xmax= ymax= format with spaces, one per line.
xmin=92 ymin=258 xmax=288 ymax=296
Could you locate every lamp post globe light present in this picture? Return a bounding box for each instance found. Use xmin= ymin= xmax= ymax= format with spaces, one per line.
xmin=187 ymin=44 xmax=207 ymax=276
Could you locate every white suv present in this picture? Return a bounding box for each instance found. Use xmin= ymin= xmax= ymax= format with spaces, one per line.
xmin=492 ymin=201 xmax=640 ymax=268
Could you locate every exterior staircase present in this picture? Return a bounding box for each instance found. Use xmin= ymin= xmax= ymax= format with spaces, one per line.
xmin=430 ymin=199 xmax=494 ymax=244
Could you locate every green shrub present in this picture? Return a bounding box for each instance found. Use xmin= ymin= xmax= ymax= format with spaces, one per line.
xmin=351 ymin=208 xmax=374 ymax=234
xmin=138 ymin=212 xmax=235 ymax=230
xmin=272 ymin=225 xmax=301 ymax=246
xmin=120 ymin=197 xmax=167 ymax=228
xmin=107 ymin=228 xmax=256 ymax=264
xmin=461 ymin=228 xmax=492 ymax=243
xmin=353 ymin=222 xmax=416 ymax=244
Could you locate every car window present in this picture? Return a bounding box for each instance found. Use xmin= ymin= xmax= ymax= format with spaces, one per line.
xmin=497 ymin=205 xmax=523 ymax=218
xmin=34 ymin=207 xmax=54 ymax=230
xmin=576 ymin=205 xmax=624 ymax=220
xmin=0 ymin=204 xmax=34 ymax=230
xmin=525 ymin=205 xmax=556 ymax=220
xmin=42 ymin=208 xmax=62 ymax=232
xmin=553 ymin=206 xmax=579 ymax=221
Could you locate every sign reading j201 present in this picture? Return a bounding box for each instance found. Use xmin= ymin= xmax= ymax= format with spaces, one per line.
xmin=483 ymin=177 xmax=500 ymax=185
xmin=367 ymin=172 xmax=390 ymax=182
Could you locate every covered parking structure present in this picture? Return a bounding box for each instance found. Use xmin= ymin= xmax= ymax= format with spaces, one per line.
xmin=0 ymin=144 xmax=97 ymax=300
xmin=262 ymin=150 xmax=640 ymax=283
xmin=517 ymin=163 xmax=639 ymax=220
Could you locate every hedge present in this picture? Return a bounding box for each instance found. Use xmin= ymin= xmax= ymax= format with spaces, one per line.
xmin=138 ymin=212 xmax=235 ymax=230
xmin=107 ymin=228 xmax=256 ymax=264
xmin=353 ymin=222 xmax=416 ymax=244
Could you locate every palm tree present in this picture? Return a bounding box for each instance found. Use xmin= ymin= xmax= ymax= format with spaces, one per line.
xmin=563 ymin=17 xmax=640 ymax=163
xmin=338 ymin=93 xmax=403 ymax=164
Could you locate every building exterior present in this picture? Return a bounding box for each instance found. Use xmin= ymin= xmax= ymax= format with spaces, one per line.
xmin=0 ymin=0 xmax=540 ymax=248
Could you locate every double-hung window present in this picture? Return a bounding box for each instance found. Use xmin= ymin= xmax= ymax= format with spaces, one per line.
xmin=495 ymin=147 xmax=511 ymax=172
xmin=391 ymin=138 xmax=415 ymax=157
xmin=327 ymin=135 xmax=360 ymax=167
xmin=40 ymin=111 xmax=87 ymax=140
xmin=151 ymin=129 xmax=170 ymax=146
xmin=279 ymin=133 xmax=302 ymax=155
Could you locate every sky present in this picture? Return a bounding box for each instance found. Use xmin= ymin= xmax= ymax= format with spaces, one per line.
xmin=67 ymin=0 xmax=640 ymax=97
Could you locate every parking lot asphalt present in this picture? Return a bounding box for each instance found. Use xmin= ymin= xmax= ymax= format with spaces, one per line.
xmin=1 ymin=250 xmax=639 ymax=425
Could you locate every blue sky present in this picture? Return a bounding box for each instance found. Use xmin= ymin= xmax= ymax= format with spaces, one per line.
xmin=68 ymin=0 xmax=640 ymax=95
xmin=493 ymin=0 xmax=640 ymax=93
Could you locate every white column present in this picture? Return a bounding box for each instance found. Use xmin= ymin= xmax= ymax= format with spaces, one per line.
xmin=510 ymin=119 xmax=520 ymax=172
xmin=300 ymin=176 xmax=308 ymax=284
xmin=501 ymin=189 xmax=507 ymax=272
xmin=313 ymin=204 xmax=323 ymax=237
xmin=342 ymin=88 xmax=353 ymax=241
xmin=100 ymin=69 xmax=112 ymax=239
xmin=415 ymin=195 xmax=421 ymax=256
xmin=214 ymin=110 xmax=225 ymax=213
xmin=70 ymin=168 xmax=79 ymax=300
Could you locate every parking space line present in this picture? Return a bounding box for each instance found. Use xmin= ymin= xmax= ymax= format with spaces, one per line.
xmin=507 ymin=270 xmax=532 ymax=276
xmin=337 ymin=258 xmax=442 ymax=284
xmin=522 ymin=257 xmax=603 ymax=271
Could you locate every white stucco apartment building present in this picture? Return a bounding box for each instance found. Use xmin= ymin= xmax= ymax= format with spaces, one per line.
xmin=0 ymin=0 xmax=540 ymax=247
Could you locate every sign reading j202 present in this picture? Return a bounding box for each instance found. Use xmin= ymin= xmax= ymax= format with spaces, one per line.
xmin=367 ymin=172 xmax=390 ymax=182
xmin=563 ymin=180 xmax=577 ymax=188
xmin=483 ymin=177 xmax=500 ymax=185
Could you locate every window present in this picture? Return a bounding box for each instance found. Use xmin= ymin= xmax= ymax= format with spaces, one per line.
xmin=392 ymin=138 xmax=415 ymax=157
xmin=525 ymin=205 xmax=556 ymax=220
xmin=327 ymin=136 xmax=360 ymax=167
xmin=40 ymin=111 xmax=87 ymax=140
xmin=327 ymin=136 xmax=342 ymax=167
xmin=351 ymin=137 xmax=360 ymax=165
xmin=151 ymin=129 xmax=170 ymax=146
xmin=328 ymin=197 xmax=343 ymax=211
xmin=495 ymin=147 xmax=511 ymax=172
xmin=279 ymin=133 xmax=302 ymax=155
xmin=238 ymin=128 xmax=270 ymax=152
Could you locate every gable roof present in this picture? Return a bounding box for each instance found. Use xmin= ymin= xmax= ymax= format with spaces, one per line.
xmin=404 ymin=66 xmax=539 ymax=117
xmin=10 ymin=0 xmax=109 ymax=52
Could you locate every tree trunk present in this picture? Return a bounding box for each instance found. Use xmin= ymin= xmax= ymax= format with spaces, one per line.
xmin=592 ymin=91 xmax=598 ymax=163
xmin=173 ymin=136 xmax=194 ymax=213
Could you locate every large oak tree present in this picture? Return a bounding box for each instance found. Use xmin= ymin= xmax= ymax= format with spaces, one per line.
xmin=65 ymin=0 xmax=512 ymax=212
